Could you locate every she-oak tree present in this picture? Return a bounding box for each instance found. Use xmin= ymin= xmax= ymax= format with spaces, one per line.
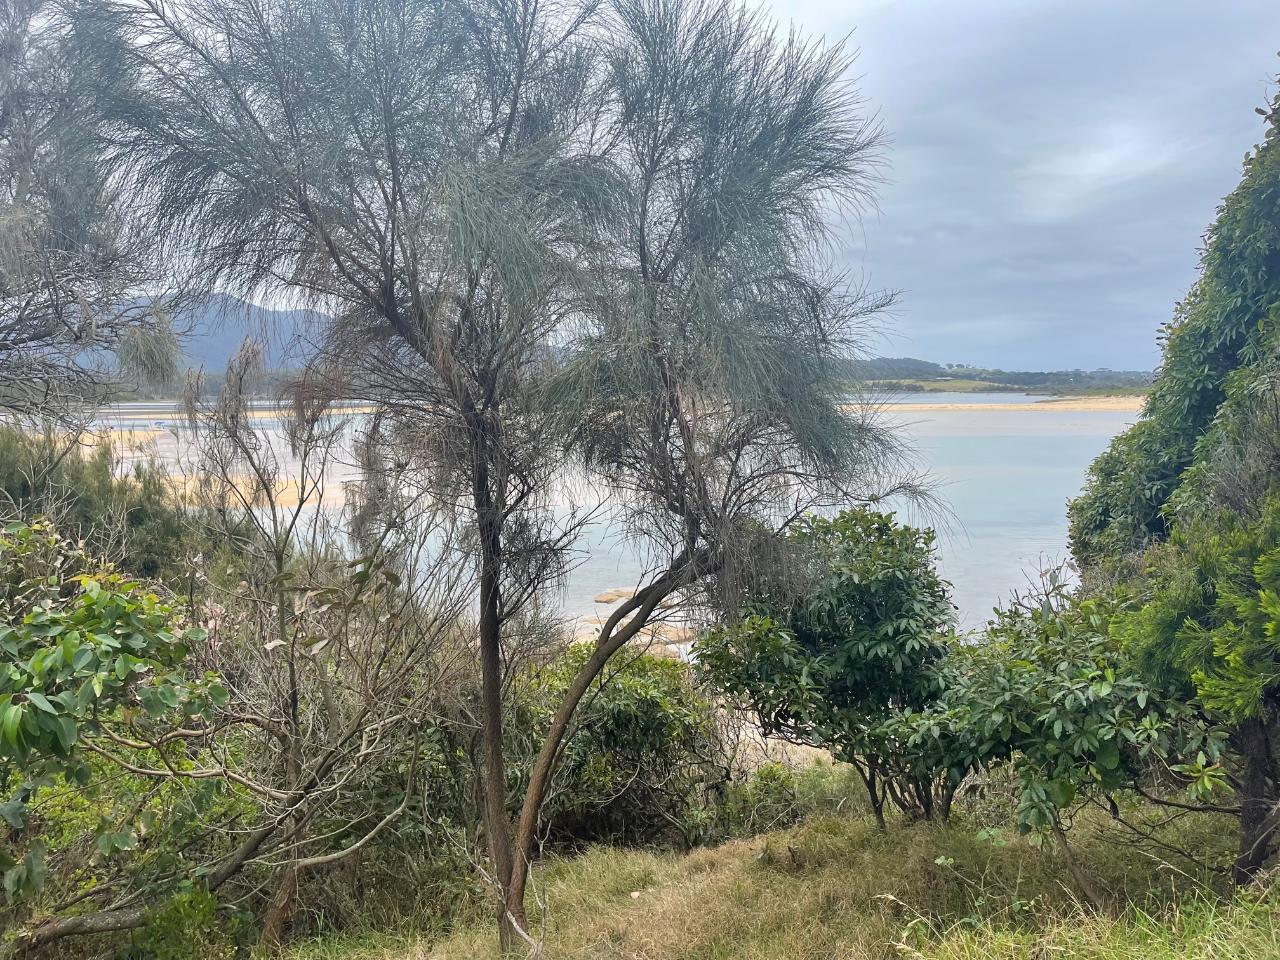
xmin=90 ymin=0 xmax=913 ymax=948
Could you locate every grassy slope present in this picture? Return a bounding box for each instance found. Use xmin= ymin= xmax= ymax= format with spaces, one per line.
xmin=869 ymin=379 xmax=1011 ymax=392
xmin=284 ymin=810 xmax=1280 ymax=960
xmin=866 ymin=380 xmax=1150 ymax=397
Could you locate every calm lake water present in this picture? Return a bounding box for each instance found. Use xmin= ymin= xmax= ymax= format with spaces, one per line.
xmin=100 ymin=393 xmax=1138 ymax=626
xmin=887 ymin=395 xmax=1136 ymax=624
xmin=556 ymin=394 xmax=1138 ymax=626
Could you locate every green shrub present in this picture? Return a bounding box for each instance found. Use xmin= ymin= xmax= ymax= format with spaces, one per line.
xmin=698 ymin=508 xmax=957 ymax=823
xmin=518 ymin=645 xmax=730 ymax=850
xmin=717 ymin=761 xmax=871 ymax=839
xmin=121 ymin=889 xmax=249 ymax=960
xmin=0 ymin=425 xmax=190 ymax=581
xmin=720 ymin=762 xmax=802 ymax=836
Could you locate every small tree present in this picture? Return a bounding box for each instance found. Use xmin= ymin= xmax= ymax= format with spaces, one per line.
xmin=698 ymin=508 xmax=955 ymax=827
xmin=889 ymin=579 xmax=1227 ymax=909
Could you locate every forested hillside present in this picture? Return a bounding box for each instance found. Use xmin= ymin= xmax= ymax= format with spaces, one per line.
xmin=1069 ymin=95 xmax=1280 ymax=564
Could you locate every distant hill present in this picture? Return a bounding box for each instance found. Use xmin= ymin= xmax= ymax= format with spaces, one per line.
xmin=170 ymin=294 xmax=325 ymax=372
xmin=848 ymin=357 xmax=947 ymax=380
xmin=171 ymin=314 xmax=1152 ymax=396
xmin=845 ymin=357 xmax=1152 ymax=395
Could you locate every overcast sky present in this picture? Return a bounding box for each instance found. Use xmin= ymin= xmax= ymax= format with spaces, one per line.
xmin=763 ymin=0 xmax=1280 ymax=370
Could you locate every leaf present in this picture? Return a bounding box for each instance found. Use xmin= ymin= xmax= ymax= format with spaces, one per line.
xmin=0 ymin=798 xmax=27 ymax=831
xmin=1095 ymin=738 xmax=1121 ymax=771
xmin=54 ymin=717 xmax=77 ymax=754
xmin=96 ymin=831 xmax=115 ymax=858
xmin=1 ymin=705 xmax=24 ymax=748
xmin=1047 ymin=780 xmax=1076 ymax=808
xmin=26 ymin=693 xmax=56 ymax=715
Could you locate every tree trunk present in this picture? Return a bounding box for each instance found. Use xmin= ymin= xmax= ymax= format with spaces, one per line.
xmin=916 ymin=778 xmax=934 ymax=822
xmin=1051 ymin=818 xmax=1110 ymax=914
xmin=503 ymin=563 xmax=695 ymax=942
xmin=938 ymin=779 xmax=957 ymax=823
xmin=480 ymin=534 xmax=521 ymax=946
xmin=883 ymin=775 xmax=920 ymax=820
xmin=260 ymin=566 xmax=303 ymax=951
xmin=469 ymin=427 xmax=524 ymax=952
xmin=851 ymin=758 xmax=886 ymax=831
xmin=1233 ymin=714 xmax=1276 ymax=885
xmin=259 ymin=865 xmax=299 ymax=949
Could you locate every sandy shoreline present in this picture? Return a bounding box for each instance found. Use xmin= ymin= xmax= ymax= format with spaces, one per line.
xmin=873 ymin=395 xmax=1144 ymax=413
xmin=97 ymin=395 xmax=1145 ymax=426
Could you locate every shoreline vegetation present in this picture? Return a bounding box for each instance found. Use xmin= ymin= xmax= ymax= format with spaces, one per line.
xmin=879 ymin=395 xmax=1144 ymax=412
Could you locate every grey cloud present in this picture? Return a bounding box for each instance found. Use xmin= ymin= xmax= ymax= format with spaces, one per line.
xmin=768 ymin=0 xmax=1279 ymax=368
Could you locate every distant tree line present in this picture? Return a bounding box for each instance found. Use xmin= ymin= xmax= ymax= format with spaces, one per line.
xmin=841 ymin=357 xmax=1152 ymax=392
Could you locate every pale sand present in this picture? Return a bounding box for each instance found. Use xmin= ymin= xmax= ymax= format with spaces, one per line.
xmin=871 ymin=395 xmax=1145 ymax=413
xmin=594 ymin=587 xmax=636 ymax=604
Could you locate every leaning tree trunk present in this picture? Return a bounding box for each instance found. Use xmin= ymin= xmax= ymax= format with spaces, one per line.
xmin=502 ymin=563 xmax=695 ymax=948
xmin=1050 ymin=817 xmax=1111 ymax=914
xmin=1233 ymin=714 xmax=1276 ymax=885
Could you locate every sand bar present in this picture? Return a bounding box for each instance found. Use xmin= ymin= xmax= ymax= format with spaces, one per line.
xmin=871 ymin=395 xmax=1144 ymax=413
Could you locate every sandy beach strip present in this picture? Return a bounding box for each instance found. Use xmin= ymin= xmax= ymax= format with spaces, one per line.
xmin=872 ymin=395 xmax=1145 ymax=413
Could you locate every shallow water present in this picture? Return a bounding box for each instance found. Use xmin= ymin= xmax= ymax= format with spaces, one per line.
xmin=98 ymin=395 xmax=1137 ymax=627
xmin=895 ymin=401 xmax=1136 ymax=624
xmin=551 ymin=395 xmax=1137 ymax=625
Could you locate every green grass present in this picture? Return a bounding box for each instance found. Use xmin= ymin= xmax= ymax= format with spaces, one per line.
xmin=282 ymin=805 xmax=1277 ymax=960
xmin=863 ymin=380 xmax=1150 ymax=397
xmin=868 ymin=378 xmax=1010 ymax=392
xmin=1034 ymin=385 xmax=1151 ymax=398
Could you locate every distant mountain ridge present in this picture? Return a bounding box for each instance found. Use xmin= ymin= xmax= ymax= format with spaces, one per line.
xmin=173 ymin=294 xmax=324 ymax=372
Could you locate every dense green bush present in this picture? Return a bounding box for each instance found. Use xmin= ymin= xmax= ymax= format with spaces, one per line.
xmin=0 ymin=520 xmax=224 ymax=905
xmin=518 ymin=645 xmax=729 ymax=849
xmin=0 ymin=426 xmax=190 ymax=581
xmin=0 ymin=525 xmax=253 ymax=958
xmin=698 ymin=508 xmax=956 ymax=824
xmin=890 ymin=581 xmax=1223 ymax=834
xmin=121 ymin=890 xmax=250 ymax=960
xmin=1107 ymin=495 xmax=1280 ymax=880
